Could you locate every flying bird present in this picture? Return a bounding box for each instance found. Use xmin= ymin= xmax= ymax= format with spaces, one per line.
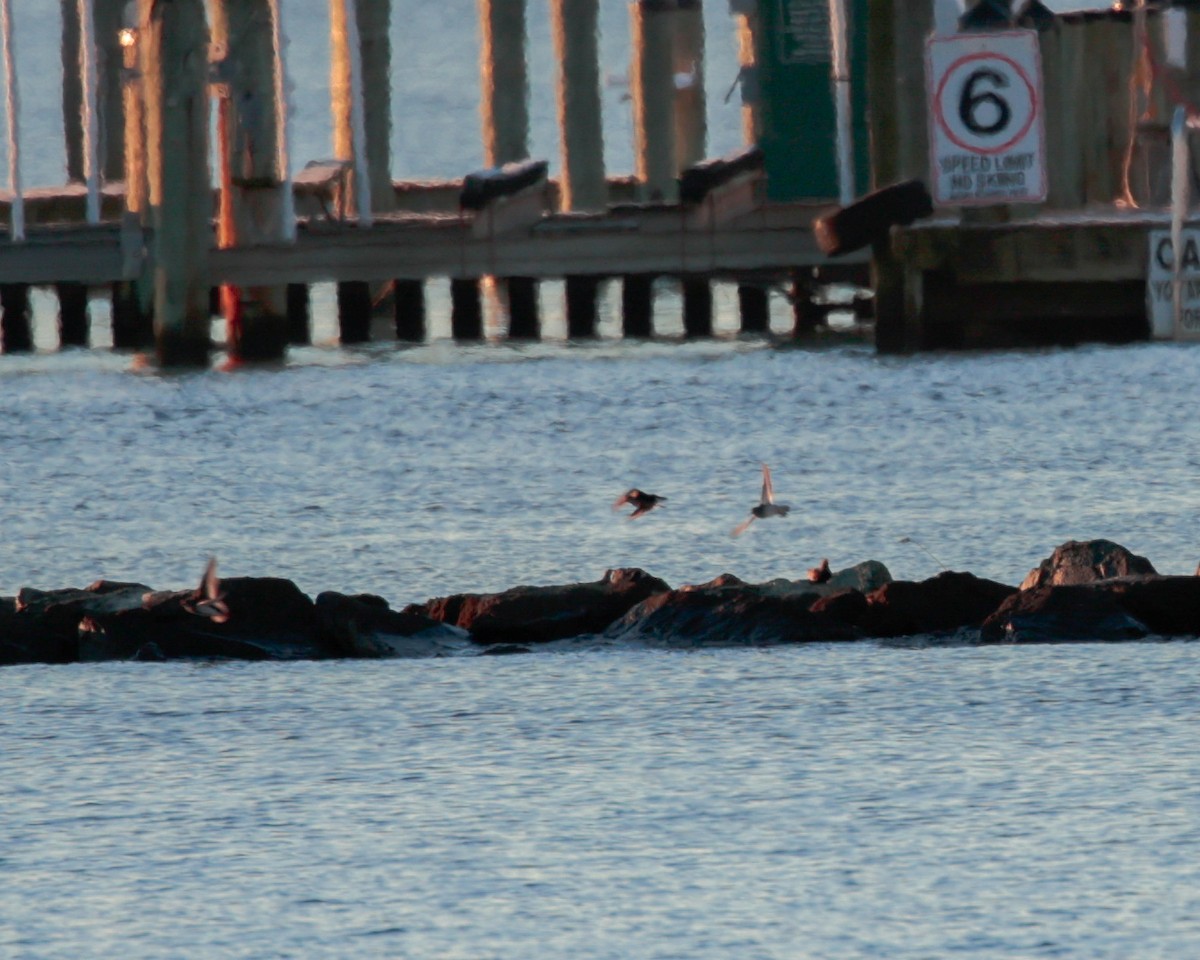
xmin=613 ymin=488 xmax=667 ymax=519
xmin=181 ymin=557 xmax=230 ymax=624
xmin=732 ymin=463 xmax=791 ymax=537
xmin=807 ymin=558 xmax=831 ymax=583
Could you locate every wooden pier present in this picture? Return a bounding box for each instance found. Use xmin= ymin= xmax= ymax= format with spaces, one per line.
xmin=2 ymin=0 xmax=1197 ymax=362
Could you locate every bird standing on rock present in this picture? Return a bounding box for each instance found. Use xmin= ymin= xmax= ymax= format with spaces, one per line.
xmin=180 ymin=557 xmax=230 ymax=623
xmin=807 ymin=558 xmax=831 ymax=583
xmin=613 ymin=488 xmax=667 ymax=519
xmin=732 ymin=463 xmax=791 ymax=537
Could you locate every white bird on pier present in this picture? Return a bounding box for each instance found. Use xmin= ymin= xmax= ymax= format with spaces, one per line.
xmin=732 ymin=463 xmax=790 ymax=538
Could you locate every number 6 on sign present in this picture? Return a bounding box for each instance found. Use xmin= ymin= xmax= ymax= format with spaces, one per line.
xmin=926 ymin=30 xmax=1047 ymax=206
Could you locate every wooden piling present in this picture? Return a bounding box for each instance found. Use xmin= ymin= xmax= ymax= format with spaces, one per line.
xmin=337 ymin=281 xmax=372 ymax=344
xmin=550 ymin=0 xmax=606 ymax=211
xmin=56 ymin=283 xmax=89 ymax=347
xmin=730 ymin=1 xmax=761 ymax=145
xmin=682 ymin=276 xmax=712 ymax=337
xmin=94 ymin=0 xmax=126 ymax=180
xmin=565 ymin=276 xmax=600 ymax=338
xmin=506 ymin=277 xmax=540 ymax=339
xmin=0 ymin=284 xmax=32 ymax=353
xmin=790 ymin=271 xmax=822 ymax=337
xmin=141 ymin=0 xmax=213 ymax=367
xmin=737 ymin=283 xmax=769 ymax=334
xmin=631 ymin=0 xmax=677 ymax=201
xmin=286 ymin=284 xmax=311 ymax=345
xmin=451 ymin=278 xmax=484 ymax=341
xmin=393 ymin=279 xmax=425 ymax=342
xmin=672 ymin=0 xmax=705 ymax=172
xmin=479 ymin=0 xmax=530 ymax=166
xmin=622 ymin=274 xmax=654 ymax=337
xmin=61 ymin=0 xmax=83 ymax=183
xmin=211 ymin=0 xmax=289 ymax=361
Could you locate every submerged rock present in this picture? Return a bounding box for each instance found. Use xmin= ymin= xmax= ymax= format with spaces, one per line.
xmin=405 ymin=567 xmax=671 ymax=646
xmin=1020 ymin=539 xmax=1156 ymax=590
xmin=316 ymin=592 xmax=472 ymax=658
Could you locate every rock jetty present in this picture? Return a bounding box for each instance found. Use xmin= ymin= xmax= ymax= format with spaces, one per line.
xmin=3 ymin=539 xmax=1199 ymax=666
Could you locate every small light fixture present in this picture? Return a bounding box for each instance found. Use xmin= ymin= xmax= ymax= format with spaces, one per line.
xmin=118 ymin=27 xmax=137 ymax=48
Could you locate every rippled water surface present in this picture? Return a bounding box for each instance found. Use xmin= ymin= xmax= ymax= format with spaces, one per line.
xmin=4 ymin=643 xmax=1200 ymax=959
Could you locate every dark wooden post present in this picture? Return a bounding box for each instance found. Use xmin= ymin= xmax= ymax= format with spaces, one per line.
xmin=622 ymin=274 xmax=654 ymax=337
xmin=61 ymin=0 xmax=84 ymax=183
xmin=451 ymin=279 xmax=483 ymax=340
xmin=791 ymin=271 xmax=822 ymax=336
xmin=287 ymin=284 xmax=311 ymax=345
xmin=337 ymin=281 xmax=372 ymax=344
xmin=393 ymin=279 xmax=425 ymax=342
xmin=506 ymin=277 xmax=540 ymax=339
xmin=142 ymin=0 xmax=213 ymax=367
xmin=0 ymin=284 xmax=33 ymax=353
xmin=56 ymin=283 xmax=90 ymax=347
xmin=737 ymin=283 xmax=769 ymax=334
xmin=565 ymin=276 xmax=600 ymax=338
xmin=682 ymin=276 xmax=712 ymax=337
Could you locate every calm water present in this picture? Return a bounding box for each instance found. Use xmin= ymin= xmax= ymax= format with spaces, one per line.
xmin=3 ymin=4 xmax=1200 ymax=957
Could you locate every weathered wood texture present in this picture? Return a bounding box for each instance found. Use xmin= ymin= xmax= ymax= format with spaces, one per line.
xmin=479 ymin=0 xmax=529 ymax=166
xmin=141 ymin=0 xmax=212 ymax=366
xmin=550 ymin=0 xmax=606 ymax=211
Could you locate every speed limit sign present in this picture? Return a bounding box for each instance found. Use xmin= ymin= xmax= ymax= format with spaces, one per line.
xmin=926 ymin=30 xmax=1046 ymax=206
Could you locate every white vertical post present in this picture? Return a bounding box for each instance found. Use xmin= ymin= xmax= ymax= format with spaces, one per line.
xmin=1 ymin=0 xmax=22 ymax=241
xmin=1171 ymin=104 xmax=1188 ymax=338
xmin=829 ymin=0 xmax=854 ymax=205
xmin=78 ymin=0 xmax=101 ymax=223
xmin=268 ymin=0 xmax=295 ymax=241
xmin=339 ymin=0 xmax=371 ymax=225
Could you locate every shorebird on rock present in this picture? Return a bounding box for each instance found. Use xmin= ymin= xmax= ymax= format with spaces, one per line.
xmin=613 ymin=488 xmax=667 ymax=519
xmin=180 ymin=557 xmax=230 ymax=624
xmin=732 ymin=463 xmax=791 ymax=537
xmin=807 ymin=558 xmax=831 ymax=583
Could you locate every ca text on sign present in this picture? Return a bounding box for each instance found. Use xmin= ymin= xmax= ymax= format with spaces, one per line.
xmin=926 ymin=30 xmax=1047 ymax=206
xmin=1146 ymin=229 xmax=1200 ymax=340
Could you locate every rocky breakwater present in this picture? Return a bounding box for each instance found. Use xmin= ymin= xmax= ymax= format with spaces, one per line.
xmin=3 ymin=540 xmax=1200 ymax=666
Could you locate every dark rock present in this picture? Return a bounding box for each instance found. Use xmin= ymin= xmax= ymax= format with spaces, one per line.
xmin=1102 ymin=575 xmax=1200 ymax=637
xmin=406 ymin=567 xmax=671 ymax=646
xmin=809 ymin=588 xmax=869 ymax=626
xmin=1020 ymin=539 xmax=1156 ymax=590
xmin=756 ymin=560 xmax=892 ymax=599
xmin=3 ymin=581 xmax=152 ymax=665
xmin=980 ymin=584 xmax=1150 ymax=644
xmin=603 ymin=579 xmax=860 ymax=648
xmin=0 ymin=596 xmax=76 ymax=665
xmin=316 ymin=591 xmax=471 ymax=658
xmin=859 ymin=571 xmax=1017 ymax=638
xmin=82 ymin=577 xmax=327 ymax=662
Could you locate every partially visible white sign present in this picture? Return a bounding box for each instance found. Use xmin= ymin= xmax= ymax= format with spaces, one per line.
xmin=926 ymin=30 xmax=1047 ymax=206
xmin=1146 ymin=228 xmax=1200 ymax=340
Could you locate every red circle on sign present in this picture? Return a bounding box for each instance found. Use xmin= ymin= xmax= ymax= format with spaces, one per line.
xmin=933 ymin=50 xmax=1038 ymax=155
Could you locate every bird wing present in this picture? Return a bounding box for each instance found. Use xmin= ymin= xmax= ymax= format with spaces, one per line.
xmin=761 ymin=463 xmax=774 ymax=504
xmin=731 ymin=514 xmax=755 ymax=538
xmin=201 ymin=556 xmax=221 ymax=601
xmin=613 ymin=491 xmax=632 ymax=510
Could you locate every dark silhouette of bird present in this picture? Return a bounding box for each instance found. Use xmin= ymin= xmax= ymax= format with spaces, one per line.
xmin=613 ymin=488 xmax=667 ymax=519
xmin=180 ymin=557 xmax=230 ymax=623
xmin=732 ymin=463 xmax=790 ymax=537
xmin=807 ymin=558 xmax=831 ymax=583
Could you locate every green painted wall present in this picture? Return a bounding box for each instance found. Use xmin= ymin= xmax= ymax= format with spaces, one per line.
xmin=755 ymin=0 xmax=871 ymax=201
